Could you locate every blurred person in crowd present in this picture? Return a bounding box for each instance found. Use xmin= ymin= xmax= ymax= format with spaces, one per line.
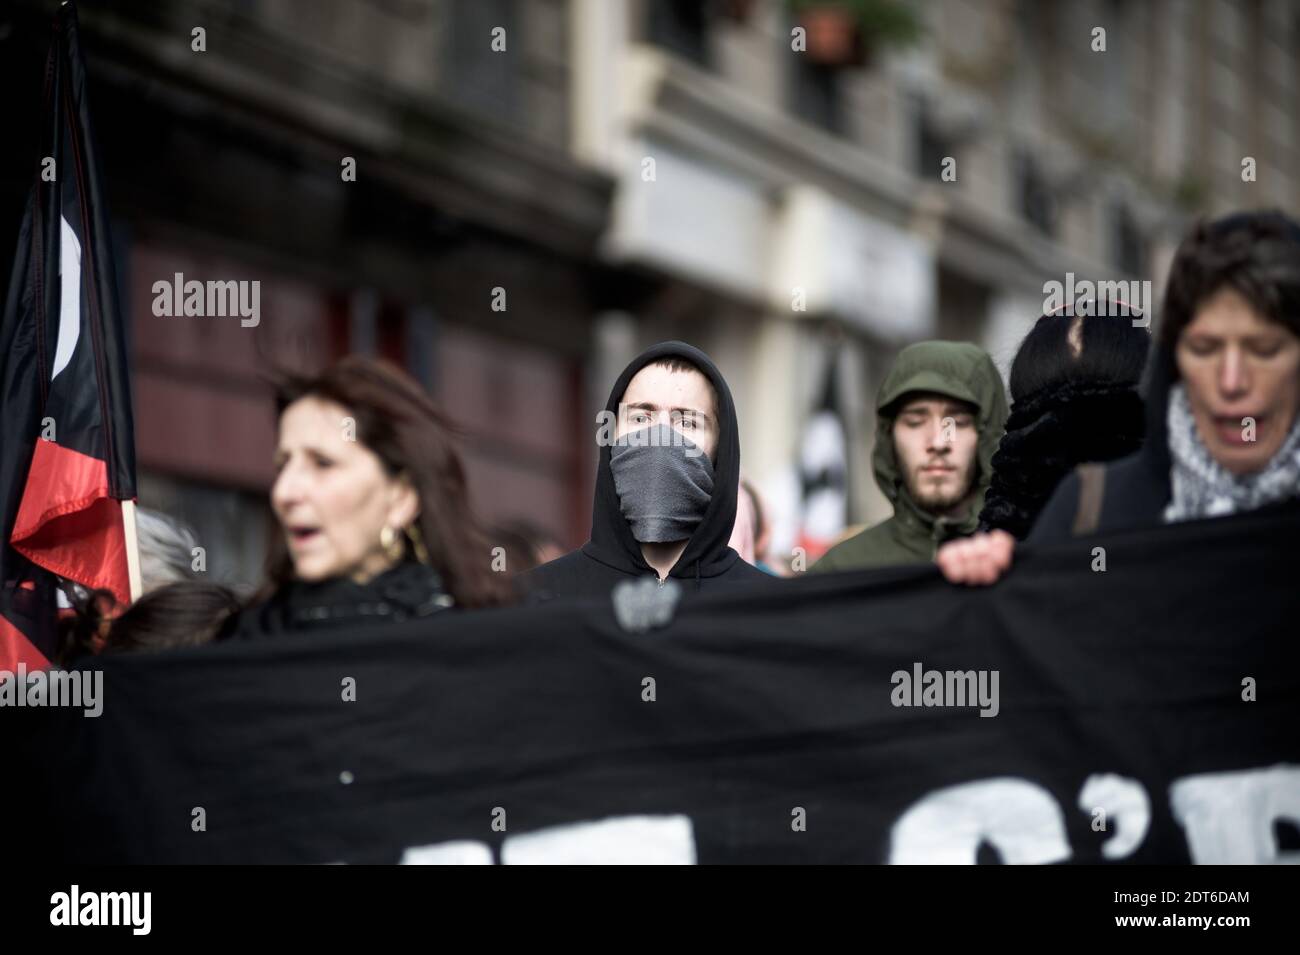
xmin=135 ymin=509 xmax=202 ymax=589
xmin=53 ymin=507 xmax=206 ymax=662
xmin=812 ymin=342 xmax=1009 ymax=572
xmin=57 ymin=507 xmax=196 ymax=599
xmin=744 ymin=479 xmax=777 ymax=575
xmin=523 ymin=341 xmax=768 ymax=599
xmin=59 ymin=582 xmax=241 ymax=664
xmin=977 ymin=304 xmax=1150 ymax=540
xmin=135 ymin=507 xmax=200 ymax=592
xmin=729 ymin=476 xmax=778 ymax=575
xmin=523 ymin=522 xmax=566 ymax=566
xmin=940 ymin=211 xmax=1300 ymax=584
xmin=227 ymin=356 xmax=513 ymax=637
xmin=490 ymin=519 xmax=566 ymax=576
xmin=729 ymin=476 xmax=758 ymax=564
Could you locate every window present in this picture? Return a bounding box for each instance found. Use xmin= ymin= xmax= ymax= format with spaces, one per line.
xmin=646 ymin=0 xmax=710 ymax=67
xmin=914 ymin=97 xmax=950 ymax=179
xmin=1017 ymin=151 xmax=1056 ymax=235
xmin=1113 ymin=202 xmax=1145 ymax=277
xmin=441 ymin=0 xmax=520 ymax=120
xmin=791 ymin=60 xmax=843 ymax=134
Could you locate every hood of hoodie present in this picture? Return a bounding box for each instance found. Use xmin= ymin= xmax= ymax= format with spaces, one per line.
xmin=582 ymin=341 xmax=743 ymax=579
xmin=873 ymin=341 xmax=1009 ymax=535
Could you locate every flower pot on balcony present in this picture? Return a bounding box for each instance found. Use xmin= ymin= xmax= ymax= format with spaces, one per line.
xmin=716 ymin=0 xmax=760 ymax=23
xmin=798 ymin=5 xmax=865 ymax=66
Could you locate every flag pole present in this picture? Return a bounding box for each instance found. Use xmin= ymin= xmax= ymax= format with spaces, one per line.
xmin=122 ymin=499 xmax=142 ymax=601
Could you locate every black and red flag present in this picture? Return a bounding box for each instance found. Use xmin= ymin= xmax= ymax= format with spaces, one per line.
xmin=1 ymin=1 xmax=137 ymax=670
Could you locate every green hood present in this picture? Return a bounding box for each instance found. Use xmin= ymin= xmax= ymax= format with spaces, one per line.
xmin=873 ymin=341 xmax=1009 ymax=534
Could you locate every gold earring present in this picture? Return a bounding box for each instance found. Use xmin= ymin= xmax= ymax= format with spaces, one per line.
xmin=404 ymin=523 xmax=431 ymax=566
xmin=380 ymin=525 xmax=404 ymax=562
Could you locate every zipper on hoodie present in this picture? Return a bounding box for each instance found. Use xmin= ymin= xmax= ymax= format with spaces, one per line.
xmin=930 ymin=518 xmax=951 ymax=559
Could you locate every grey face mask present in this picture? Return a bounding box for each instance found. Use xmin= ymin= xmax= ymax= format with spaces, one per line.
xmin=610 ymin=423 xmax=714 ymax=543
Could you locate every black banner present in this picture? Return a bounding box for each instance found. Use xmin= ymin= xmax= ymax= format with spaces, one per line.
xmin=14 ymin=506 xmax=1300 ymax=864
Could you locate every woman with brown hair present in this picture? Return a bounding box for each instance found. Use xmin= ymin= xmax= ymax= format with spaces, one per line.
xmin=228 ymin=356 xmax=513 ymax=638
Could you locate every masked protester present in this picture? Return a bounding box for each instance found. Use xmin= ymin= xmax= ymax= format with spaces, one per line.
xmin=523 ymin=341 xmax=767 ymax=599
xmin=812 ymin=341 xmax=1009 ymax=572
xmin=978 ymin=305 xmax=1150 ymax=540
xmin=939 ymin=210 xmax=1300 ymax=585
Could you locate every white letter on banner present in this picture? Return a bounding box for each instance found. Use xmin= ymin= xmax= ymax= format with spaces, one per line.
xmin=398 ymin=814 xmax=697 ymax=865
xmin=502 ymin=814 xmax=696 ymax=865
xmin=1077 ymin=773 xmax=1150 ymax=859
xmin=400 ymin=840 xmax=493 ymax=865
xmin=889 ymin=778 xmax=1071 ymax=864
xmin=1170 ymin=764 xmax=1300 ymax=864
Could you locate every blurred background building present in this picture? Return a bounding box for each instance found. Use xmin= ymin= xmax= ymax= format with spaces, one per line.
xmin=3 ymin=0 xmax=1298 ymax=586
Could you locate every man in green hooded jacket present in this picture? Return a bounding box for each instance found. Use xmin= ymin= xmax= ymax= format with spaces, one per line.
xmin=812 ymin=341 xmax=1009 ymax=572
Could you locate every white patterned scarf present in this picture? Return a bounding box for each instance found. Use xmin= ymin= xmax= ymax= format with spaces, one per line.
xmin=1164 ymin=382 xmax=1300 ymax=523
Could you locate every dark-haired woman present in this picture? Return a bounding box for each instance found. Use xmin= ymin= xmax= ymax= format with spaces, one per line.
xmin=59 ymin=582 xmax=242 ymax=664
xmin=978 ymin=305 xmax=1150 ymax=539
xmin=940 ymin=210 xmax=1300 ymax=583
xmin=227 ymin=356 xmax=514 ymax=638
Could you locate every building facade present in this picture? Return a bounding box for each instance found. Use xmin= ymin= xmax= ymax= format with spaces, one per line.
xmin=571 ymin=0 xmax=1300 ymax=558
xmin=5 ymin=0 xmax=614 ymax=588
xmin=2 ymin=0 xmax=1297 ymax=582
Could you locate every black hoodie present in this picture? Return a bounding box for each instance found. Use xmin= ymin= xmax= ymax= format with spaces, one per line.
xmin=523 ymin=341 xmax=768 ymax=600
